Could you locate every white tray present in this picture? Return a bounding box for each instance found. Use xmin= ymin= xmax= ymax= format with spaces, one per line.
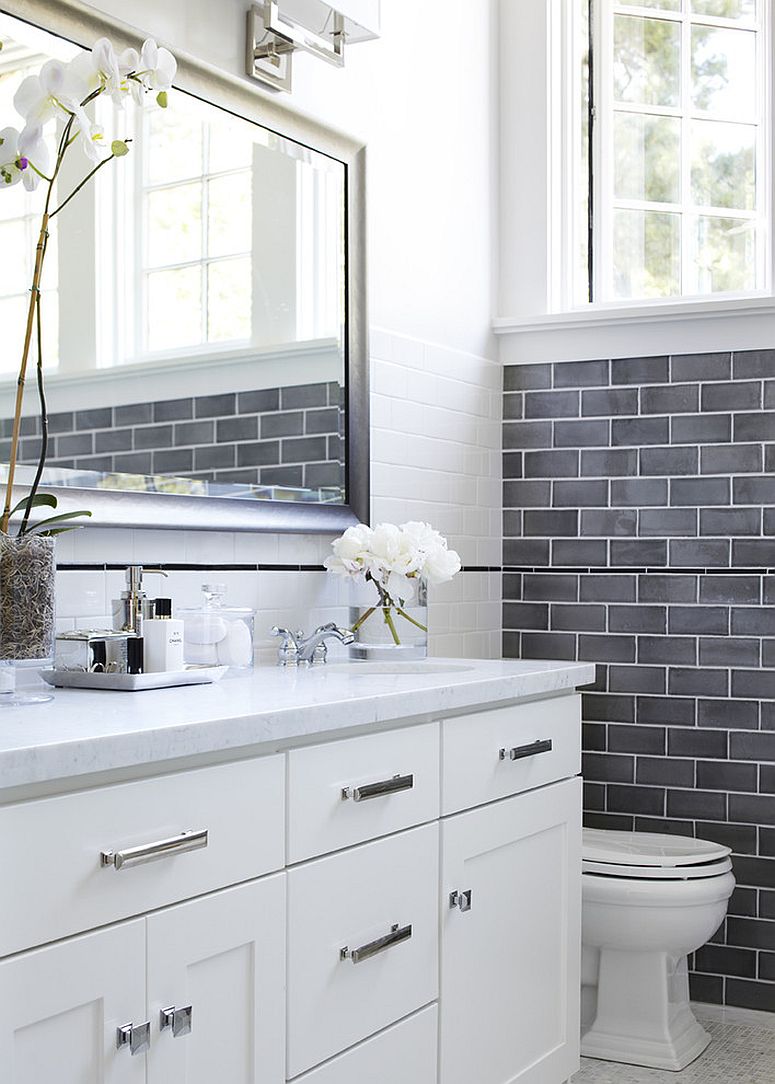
xmin=40 ymin=665 xmax=229 ymax=692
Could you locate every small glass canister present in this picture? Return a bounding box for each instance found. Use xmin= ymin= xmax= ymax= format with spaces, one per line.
xmin=179 ymin=584 xmax=255 ymax=672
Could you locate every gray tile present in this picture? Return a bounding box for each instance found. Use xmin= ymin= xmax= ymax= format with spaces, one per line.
xmin=669 ymin=667 xmax=728 ymax=697
xmin=112 ymin=452 xmax=152 ymax=474
xmin=236 ymin=441 xmax=280 ymax=468
xmin=553 ymin=359 xmax=610 ymax=387
xmin=702 ymin=381 xmax=762 ymax=412
xmin=730 ymin=606 xmax=775 ymax=635
xmin=733 ymin=349 xmax=775 ymax=379
xmin=194 ymin=444 xmax=235 ymax=470
xmin=734 ymin=412 xmax=775 ymax=442
xmin=671 ymin=476 xmax=730 ymax=506
xmin=503 ymin=421 xmax=552 ymax=449
xmin=305 ymin=462 xmax=344 ymax=489
xmin=669 ymin=539 xmax=730 ymax=567
xmin=260 ymin=465 xmax=304 ymax=487
xmin=672 ymin=413 xmax=732 ymax=443
xmin=502 ymin=602 xmax=549 ymax=630
xmin=553 ymin=479 xmax=608 ymax=507
xmin=639 ymin=636 xmax=696 ymax=665
xmin=582 ymin=509 xmax=637 ymax=536
xmin=217 ymin=416 xmax=258 ymax=443
xmin=281 ymin=436 xmax=327 ymax=463
xmin=640 ymin=574 xmax=698 ymax=603
xmin=522 ymin=573 xmax=579 ymax=602
xmin=524 ymin=449 xmax=579 ymax=477
xmin=701 ymin=507 xmax=761 ymax=536
xmin=503 ymin=480 xmax=552 ymax=507
xmin=551 ymin=539 xmax=608 ymax=565
xmin=174 ymin=420 xmax=215 ymax=446
xmin=503 ymin=539 xmax=550 ymax=565
xmin=733 ymin=476 xmax=775 ymax=504
xmin=609 ymin=605 xmax=666 ymax=633
xmin=612 ymin=417 xmax=670 ymax=446
xmin=504 ymin=364 xmax=551 ymax=390
xmin=551 ymin=603 xmax=606 ymax=631
xmin=581 ymin=574 xmax=637 ymax=602
xmin=48 ymin=412 xmax=74 ymax=434
xmin=95 ymin=429 xmax=133 ymax=454
xmin=732 ymin=540 xmax=775 ymax=566
xmin=503 ymin=393 xmax=523 ymax=420
xmin=611 ymin=477 xmax=667 ymax=507
xmin=640 ymin=508 xmax=697 ymax=537
xmin=640 ymin=445 xmax=698 ymax=476
xmin=115 ymin=403 xmax=153 ymax=426
xmin=669 ymin=605 xmax=728 ymax=635
xmin=582 ymin=388 xmax=638 ymax=416
xmin=554 ymin=419 xmax=610 ymax=447
xmin=281 ymin=383 xmax=328 ymax=409
xmin=642 ymin=383 xmax=698 ymax=414
xmin=195 ymin=393 xmax=236 ymax=418
xmin=134 ymin=425 xmax=173 ymax=450
xmin=75 ymin=408 xmax=112 ymax=430
xmin=611 ymin=355 xmax=669 ymax=385
xmin=581 ymin=448 xmax=638 ymax=477
xmin=611 ymin=539 xmax=667 ymax=566
xmin=154 ymin=398 xmax=193 ymax=422
xmin=524 ymin=509 xmax=578 ymax=536
xmin=305 ymin=407 xmax=340 ymax=435
xmin=671 ymin=351 xmax=731 ymax=382
xmin=57 ymin=432 xmax=93 ymax=457
xmin=702 ymin=443 xmax=763 ymax=475
xmin=238 ymin=388 xmax=280 ymax=414
xmin=701 ymin=576 xmax=760 ymax=604
xmin=153 ymin=448 xmax=193 ymax=474
xmin=700 ymin=636 xmax=759 ymax=667
xmin=261 ymin=411 xmax=304 ymax=439
xmin=503 ymin=510 xmax=522 ymax=537
xmin=524 ymin=389 xmax=579 ymax=418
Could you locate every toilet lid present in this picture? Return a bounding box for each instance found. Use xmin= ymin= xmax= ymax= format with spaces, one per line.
xmin=583 ymin=855 xmax=733 ymax=880
xmin=583 ymin=829 xmax=731 ymax=868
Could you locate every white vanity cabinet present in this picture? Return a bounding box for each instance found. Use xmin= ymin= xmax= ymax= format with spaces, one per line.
xmin=0 ymin=681 xmax=584 ymax=1084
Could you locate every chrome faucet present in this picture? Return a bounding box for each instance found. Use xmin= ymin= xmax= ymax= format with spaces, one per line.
xmin=271 ymin=622 xmax=354 ymax=666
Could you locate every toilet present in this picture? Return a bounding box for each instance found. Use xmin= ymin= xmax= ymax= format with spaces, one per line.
xmin=580 ymin=828 xmax=736 ymax=1072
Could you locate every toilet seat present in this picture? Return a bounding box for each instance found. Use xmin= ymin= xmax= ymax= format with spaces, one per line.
xmin=582 ymin=829 xmax=732 ymax=880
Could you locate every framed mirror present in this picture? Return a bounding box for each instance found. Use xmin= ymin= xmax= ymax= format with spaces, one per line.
xmin=0 ymin=0 xmax=368 ymax=532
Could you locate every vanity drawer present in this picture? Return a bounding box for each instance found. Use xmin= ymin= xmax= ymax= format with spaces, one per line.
xmin=442 ymin=694 xmax=581 ymax=815
xmin=286 ymin=823 xmax=439 ymax=1077
xmin=0 ymin=756 xmax=284 ymax=958
xmin=287 ymin=722 xmax=439 ymax=862
xmin=293 ymin=1005 xmax=438 ymax=1084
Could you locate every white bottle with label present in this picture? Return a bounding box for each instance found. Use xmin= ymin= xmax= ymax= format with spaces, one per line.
xmin=144 ymin=598 xmax=186 ymax=673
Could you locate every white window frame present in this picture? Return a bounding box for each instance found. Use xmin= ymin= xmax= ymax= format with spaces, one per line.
xmin=495 ymin=0 xmax=775 ymax=364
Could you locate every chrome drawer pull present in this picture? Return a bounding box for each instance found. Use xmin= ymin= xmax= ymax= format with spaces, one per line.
xmin=160 ymin=1004 xmax=193 ymax=1038
xmin=449 ymin=889 xmax=472 ymax=912
xmin=117 ymin=1021 xmax=151 ymax=1055
xmin=341 ymin=773 xmax=414 ymax=802
xmin=498 ymin=739 xmax=553 ymax=762
xmin=101 ymin=828 xmax=208 ymax=870
xmin=340 ymin=922 xmax=412 ymax=963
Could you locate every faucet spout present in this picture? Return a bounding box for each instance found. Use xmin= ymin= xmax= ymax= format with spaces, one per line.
xmin=296 ymin=622 xmax=354 ymax=663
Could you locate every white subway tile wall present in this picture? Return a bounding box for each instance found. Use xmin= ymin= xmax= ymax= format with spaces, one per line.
xmin=52 ymin=330 xmax=502 ymax=661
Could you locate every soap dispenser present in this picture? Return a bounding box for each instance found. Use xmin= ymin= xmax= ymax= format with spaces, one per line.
xmin=112 ymin=566 xmax=168 ymax=635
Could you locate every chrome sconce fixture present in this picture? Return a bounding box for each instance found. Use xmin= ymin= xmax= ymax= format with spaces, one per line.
xmin=246 ymin=0 xmax=379 ymax=92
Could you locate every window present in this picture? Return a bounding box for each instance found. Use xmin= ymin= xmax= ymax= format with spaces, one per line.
xmin=0 ymin=45 xmax=59 ymax=374
xmin=579 ymin=0 xmax=770 ymax=305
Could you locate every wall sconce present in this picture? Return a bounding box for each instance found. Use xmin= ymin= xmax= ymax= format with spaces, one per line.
xmin=246 ymin=0 xmax=379 ymax=92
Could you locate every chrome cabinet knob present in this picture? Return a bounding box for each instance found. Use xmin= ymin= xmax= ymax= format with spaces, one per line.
xmin=449 ymin=889 xmax=473 ymax=912
xmin=160 ymin=1004 xmax=193 ymax=1037
xmin=117 ymin=1021 xmax=151 ymax=1055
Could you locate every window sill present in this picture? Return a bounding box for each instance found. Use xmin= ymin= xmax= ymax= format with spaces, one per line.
xmin=494 ymin=295 xmax=775 ymax=365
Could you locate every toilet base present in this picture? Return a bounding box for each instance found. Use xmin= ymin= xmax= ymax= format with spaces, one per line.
xmin=581 ymin=948 xmax=711 ymax=1072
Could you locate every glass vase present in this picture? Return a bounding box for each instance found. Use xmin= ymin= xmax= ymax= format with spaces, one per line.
xmin=0 ymin=534 xmax=56 ymax=705
xmin=349 ymin=578 xmax=428 ymax=660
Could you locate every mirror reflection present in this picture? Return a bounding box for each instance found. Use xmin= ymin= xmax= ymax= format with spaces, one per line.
xmin=0 ymin=12 xmax=347 ymax=506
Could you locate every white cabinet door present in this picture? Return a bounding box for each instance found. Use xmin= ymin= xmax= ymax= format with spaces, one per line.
xmin=147 ymin=876 xmax=286 ymax=1084
xmin=440 ymin=777 xmax=582 ymax=1084
xmin=0 ymin=921 xmax=146 ymax=1084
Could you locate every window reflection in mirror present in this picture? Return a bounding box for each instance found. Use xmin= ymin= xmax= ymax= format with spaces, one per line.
xmin=0 ymin=11 xmax=347 ymax=506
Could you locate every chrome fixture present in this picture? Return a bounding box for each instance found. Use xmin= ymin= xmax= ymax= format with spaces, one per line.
xmin=498 ymin=738 xmax=553 ymax=762
xmin=117 ymin=1021 xmax=151 ymax=1056
xmin=160 ymin=1005 xmax=193 ymax=1038
xmin=340 ymin=922 xmax=412 ymax=964
xmin=271 ymin=622 xmax=354 ymax=665
xmin=449 ymin=889 xmax=473 ymax=913
xmin=100 ymin=829 xmax=209 ymax=871
xmin=246 ymin=0 xmax=379 ymax=92
xmin=341 ymin=773 xmax=414 ymax=802
xmin=112 ymin=565 xmax=168 ymax=636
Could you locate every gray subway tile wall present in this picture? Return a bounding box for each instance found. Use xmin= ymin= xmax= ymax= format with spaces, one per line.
xmin=502 ymin=349 xmax=775 ymax=1012
xmin=4 ymin=381 xmax=345 ymax=495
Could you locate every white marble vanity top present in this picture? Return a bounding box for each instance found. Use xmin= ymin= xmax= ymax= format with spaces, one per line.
xmin=0 ymin=658 xmax=595 ymax=793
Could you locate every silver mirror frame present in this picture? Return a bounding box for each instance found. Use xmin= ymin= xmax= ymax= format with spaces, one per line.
xmin=0 ymin=0 xmax=369 ymax=533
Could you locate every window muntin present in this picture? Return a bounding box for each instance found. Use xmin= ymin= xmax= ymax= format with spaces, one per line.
xmin=589 ymin=0 xmax=768 ymax=304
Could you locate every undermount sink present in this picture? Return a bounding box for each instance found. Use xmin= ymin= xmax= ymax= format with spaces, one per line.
xmin=322 ymin=661 xmax=476 ymax=676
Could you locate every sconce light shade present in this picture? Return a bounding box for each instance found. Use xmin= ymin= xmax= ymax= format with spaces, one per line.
xmin=247 ymin=0 xmax=379 ymax=92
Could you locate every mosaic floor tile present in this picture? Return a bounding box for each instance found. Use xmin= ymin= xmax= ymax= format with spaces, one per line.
xmin=572 ymin=1006 xmax=775 ymax=1083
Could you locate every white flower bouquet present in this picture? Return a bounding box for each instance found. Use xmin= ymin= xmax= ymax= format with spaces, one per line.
xmin=324 ymin=521 xmax=461 ymax=646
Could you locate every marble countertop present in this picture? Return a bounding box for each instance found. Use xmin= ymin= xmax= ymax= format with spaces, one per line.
xmin=0 ymin=658 xmax=595 ymax=793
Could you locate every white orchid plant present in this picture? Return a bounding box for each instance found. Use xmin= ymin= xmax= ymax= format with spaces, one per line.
xmin=324 ymin=521 xmax=462 ymax=645
xmin=0 ymin=35 xmax=175 ymax=537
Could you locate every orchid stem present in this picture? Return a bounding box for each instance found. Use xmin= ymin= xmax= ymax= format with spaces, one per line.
xmin=383 ymin=607 xmax=401 ymax=645
xmin=397 ymin=608 xmax=427 ymax=632
xmin=350 ymin=605 xmax=377 ymax=633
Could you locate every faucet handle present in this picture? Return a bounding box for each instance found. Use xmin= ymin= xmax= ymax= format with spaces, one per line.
xmin=271 ymin=626 xmax=300 ymax=667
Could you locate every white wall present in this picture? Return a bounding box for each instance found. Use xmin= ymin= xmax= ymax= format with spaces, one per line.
xmin=52 ymin=0 xmax=502 ymax=659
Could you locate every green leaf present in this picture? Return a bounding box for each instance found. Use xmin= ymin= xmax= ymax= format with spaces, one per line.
xmin=156 ymin=91 xmax=168 ymax=109
xmin=111 ymin=139 xmax=130 ymax=157
xmin=10 ymin=492 xmax=58 ymax=518
xmin=38 ymin=525 xmax=86 ymax=537
xmin=25 ymin=509 xmax=92 ymax=536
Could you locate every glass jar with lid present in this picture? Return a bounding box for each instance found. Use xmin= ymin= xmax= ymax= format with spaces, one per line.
xmin=179 ymin=583 xmax=255 ymax=672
